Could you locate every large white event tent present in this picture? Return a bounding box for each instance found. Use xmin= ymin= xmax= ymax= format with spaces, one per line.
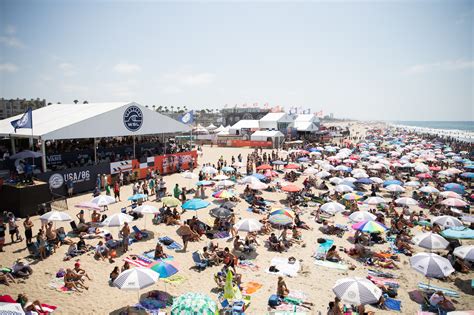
xmin=0 ymin=102 xmax=190 ymax=170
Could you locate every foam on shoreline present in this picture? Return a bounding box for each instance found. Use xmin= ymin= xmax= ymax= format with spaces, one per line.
xmin=391 ymin=123 xmax=474 ymax=143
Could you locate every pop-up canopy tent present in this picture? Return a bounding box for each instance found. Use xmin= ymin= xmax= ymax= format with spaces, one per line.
xmin=0 ymin=102 xmax=190 ymax=170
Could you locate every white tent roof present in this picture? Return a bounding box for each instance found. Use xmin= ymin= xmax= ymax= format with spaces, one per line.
xmin=251 ymin=130 xmax=284 ymax=137
xmin=293 ymin=121 xmax=319 ymax=132
xmin=206 ymin=123 xmax=217 ymax=130
xmin=259 ymin=112 xmax=293 ymax=123
xmin=295 ymin=114 xmax=319 ymax=123
xmin=214 ymin=125 xmax=226 ymax=132
xmin=229 ymin=120 xmax=260 ymax=130
xmin=0 ymin=102 xmax=190 ymax=140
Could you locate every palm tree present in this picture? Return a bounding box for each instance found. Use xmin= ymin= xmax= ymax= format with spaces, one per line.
xmin=47 ymin=102 xmax=52 ymax=106
xmin=157 ymin=105 xmax=162 ymax=112
xmin=152 ymin=105 xmax=156 ymax=111
xmin=73 ymin=100 xmax=78 ymax=104
xmin=170 ymin=106 xmax=174 ymax=113
xmin=83 ymin=100 xmax=89 ymax=104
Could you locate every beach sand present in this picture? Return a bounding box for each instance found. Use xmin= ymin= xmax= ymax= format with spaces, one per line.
xmin=1 ymin=122 xmax=473 ymax=315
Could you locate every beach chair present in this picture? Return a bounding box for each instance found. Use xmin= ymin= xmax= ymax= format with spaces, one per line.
xmin=132 ymin=225 xmax=149 ymax=239
xmin=70 ymin=221 xmax=78 ymax=233
xmin=218 ymin=293 xmax=232 ymax=315
xmin=192 ymin=251 xmax=207 ymax=271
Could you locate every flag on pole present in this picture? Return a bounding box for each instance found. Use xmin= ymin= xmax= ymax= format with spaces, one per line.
xmin=11 ymin=108 xmax=33 ymax=132
xmin=180 ymin=111 xmax=194 ymax=124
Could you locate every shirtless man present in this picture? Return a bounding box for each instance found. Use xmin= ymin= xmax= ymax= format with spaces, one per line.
xmin=120 ymin=222 xmax=131 ymax=252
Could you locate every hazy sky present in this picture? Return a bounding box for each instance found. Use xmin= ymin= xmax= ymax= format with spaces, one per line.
xmin=0 ymin=0 xmax=473 ymax=121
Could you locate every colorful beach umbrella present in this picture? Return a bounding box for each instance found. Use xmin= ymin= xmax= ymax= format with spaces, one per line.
xmin=439 ymin=191 xmax=462 ymax=199
xmin=281 ymin=184 xmax=301 ymax=192
xmin=182 ymin=199 xmax=210 ymax=211
xmin=352 ymin=220 xmax=387 ymax=233
xmin=150 ymin=259 xmax=179 ymax=278
xmin=212 ymin=190 xmax=236 ymax=199
xmin=342 ymin=192 xmax=364 ymax=201
xmin=419 ymin=186 xmax=439 ymax=194
xmin=268 ymin=214 xmax=293 ymax=226
xmin=161 ymin=196 xmax=182 ymax=207
xmin=171 ymin=293 xmax=218 ymax=315
xmin=444 ymin=183 xmax=465 ymax=194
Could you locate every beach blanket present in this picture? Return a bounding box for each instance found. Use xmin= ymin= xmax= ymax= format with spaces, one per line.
xmin=273 ymin=291 xmax=308 ymax=313
xmin=241 ymin=282 xmax=263 ymax=295
xmin=48 ymin=277 xmax=74 ymax=294
xmin=314 ymin=259 xmax=348 ymax=270
xmin=314 ymin=238 xmax=333 ymax=260
xmin=367 ymin=275 xmax=399 ymax=288
xmin=143 ymin=251 xmax=174 ymax=261
xmin=418 ymin=282 xmax=460 ymax=298
xmin=124 ymin=255 xmax=153 ymax=268
xmin=238 ymin=260 xmax=260 ymax=271
xmin=368 ymin=269 xmax=397 ymax=279
xmin=266 ymin=257 xmax=300 ymax=277
xmin=384 ymin=297 xmax=402 ymax=311
xmin=158 ymin=236 xmax=183 ymax=250
xmin=214 ymin=231 xmax=230 ymax=239
xmin=162 ymin=274 xmax=187 ymax=285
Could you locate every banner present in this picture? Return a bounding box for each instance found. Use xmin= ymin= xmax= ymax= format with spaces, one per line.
xmin=156 ymin=151 xmax=198 ymax=175
xmin=230 ymin=140 xmax=272 ymax=147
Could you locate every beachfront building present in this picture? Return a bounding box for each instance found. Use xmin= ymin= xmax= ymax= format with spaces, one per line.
xmin=221 ymin=106 xmax=270 ymax=126
xmin=258 ymin=112 xmax=293 ymax=133
xmin=0 ymin=98 xmax=47 ymax=119
xmin=293 ymin=114 xmax=320 ymax=133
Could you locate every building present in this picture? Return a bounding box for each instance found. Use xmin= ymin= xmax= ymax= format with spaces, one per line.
xmin=258 ymin=112 xmax=293 ymax=132
xmin=0 ymin=98 xmax=47 ymax=120
xmin=221 ymin=107 xmax=270 ymax=126
xmin=228 ymin=119 xmax=260 ymax=137
xmin=292 ymin=114 xmax=320 ymax=132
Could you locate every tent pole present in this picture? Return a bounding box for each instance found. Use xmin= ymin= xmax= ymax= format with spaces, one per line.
xmin=10 ymin=136 xmax=16 ymax=154
xmin=93 ymin=138 xmax=97 ymax=164
xmin=133 ymin=136 xmax=136 ymax=159
xmin=41 ymin=139 xmax=47 ymax=172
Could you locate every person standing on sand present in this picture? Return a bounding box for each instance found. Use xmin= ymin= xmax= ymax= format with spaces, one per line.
xmin=120 ymin=222 xmax=130 ymax=252
xmin=23 ymin=216 xmax=34 ymax=246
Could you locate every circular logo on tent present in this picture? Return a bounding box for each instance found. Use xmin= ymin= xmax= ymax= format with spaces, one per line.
xmin=49 ymin=173 xmax=64 ymax=189
xmin=123 ymin=105 xmax=143 ymax=131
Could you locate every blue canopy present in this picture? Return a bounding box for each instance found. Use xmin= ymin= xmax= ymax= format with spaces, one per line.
xmin=383 ymin=180 xmax=403 ymax=187
xmin=251 ymin=173 xmax=266 ymax=180
xmin=441 ymin=227 xmax=474 ymax=239
xmin=355 ymin=178 xmax=374 ymax=185
xmin=444 ymin=183 xmax=465 ymax=194
xmin=128 ymin=193 xmax=147 ymax=201
xmin=182 ymin=198 xmax=210 ymax=210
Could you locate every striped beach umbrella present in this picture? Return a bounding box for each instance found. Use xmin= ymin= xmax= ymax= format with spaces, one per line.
xmin=413 ymin=232 xmax=449 ymax=250
xmin=432 ymin=215 xmax=463 ymax=228
xmin=101 ymin=213 xmax=133 ymax=227
xmin=171 ymin=292 xmax=218 ymax=315
xmin=440 ymin=198 xmax=468 ymax=207
xmin=342 ymin=192 xmax=364 ymax=201
xmin=113 ymin=267 xmax=159 ymax=291
xmin=352 ymin=220 xmax=387 ymax=233
xmin=332 ymin=277 xmax=382 ymax=305
xmin=410 ymin=253 xmax=454 ymax=278
xmin=233 ymin=218 xmax=263 ymax=232
xmin=40 ymin=211 xmax=72 ymax=222
xmin=269 ymin=213 xmax=293 ymax=226
xmin=453 ymin=245 xmax=474 ymax=261
xmin=212 ymin=190 xmax=235 ymax=199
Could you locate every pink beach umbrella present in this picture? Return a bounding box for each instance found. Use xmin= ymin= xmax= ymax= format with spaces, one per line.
xmin=75 ymin=202 xmax=101 ymax=211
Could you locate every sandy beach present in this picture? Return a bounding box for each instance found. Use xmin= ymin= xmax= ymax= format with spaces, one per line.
xmin=1 ymin=122 xmax=473 ymax=315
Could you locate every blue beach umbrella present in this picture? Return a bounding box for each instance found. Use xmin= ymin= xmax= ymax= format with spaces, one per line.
xmin=196 ymin=180 xmax=214 ymax=186
xmin=222 ymin=166 xmax=235 ymax=172
xmin=251 ymin=173 xmax=266 ymax=180
xmin=355 ymin=178 xmax=374 ymax=185
xmin=461 ymin=172 xmax=474 ymax=179
xmin=298 ymin=157 xmax=310 ymax=162
xmin=383 ymin=180 xmax=403 ymax=187
xmin=182 ymin=199 xmax=210 ymax=211
xmin=128 ymin=193 xmax=148 ymax=201
xmin=444 ymin=183 xmax=465 ymax=194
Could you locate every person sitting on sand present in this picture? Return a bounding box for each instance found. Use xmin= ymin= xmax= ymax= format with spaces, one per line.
xmin=64 ymin=268 xmax=88 ymax=292
xmin=246 ymin=231 xmax=260 ymax=246
xmin=0 ymin=267 xmax=16 ymax=286
xmin=45 ymin=222 xmax=59 ymax=252
xmin=12 ymin=259 xmax=33 ymax=278
xmin=16 ymin=294 xmax=45 ymax=313
xmin=110 ymin=266 xmax=120 ymax=282
xmin=269 ymin=233 xmax=285 ymax=252
xmin=277 ymin=276 xmax=314 ymax=310
xmin=73 ymin=261 xmax=92 ymax=281
xmin=395 ymin=234 xmax=412 ymax=255
xmin=95 ymin=241 xmax=113 ymax=262
xmin=154 ymin=243 xmax=168 ymax=260
xmin=326 ymin=245 xmax=342 ymax=262
xmin=121 ymin=261 xmax=131 ymax=272
xmin=91 ymin=210 xmax=101 ymax=223
xmin=259 ymin=218 xmax=272 ymax=234
xmin=327 ymin=297 xmax=343 ymax=315
xmin=233 ymin=235 xmax=246 ymax=252
xmin=203 ymin=246 xmax=220 ymax=266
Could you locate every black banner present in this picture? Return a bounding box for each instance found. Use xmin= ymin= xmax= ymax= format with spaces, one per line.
xmin=37 ymin=163 xmax=110 ymax=195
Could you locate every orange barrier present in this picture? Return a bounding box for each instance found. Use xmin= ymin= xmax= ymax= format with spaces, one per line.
xmin=131 ymin=151 xmax=198 ymax=178
xmin=230 ymin=140 xmax=273 ymax=147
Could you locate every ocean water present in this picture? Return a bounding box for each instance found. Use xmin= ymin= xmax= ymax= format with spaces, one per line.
xmin=393 ymin=121 xmax=474 ymax=132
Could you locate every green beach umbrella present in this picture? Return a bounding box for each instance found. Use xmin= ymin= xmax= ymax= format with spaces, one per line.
xmin=223 ymin=269 xmax=242 ymax=301
xmin=171 ymin=292 xmax=218 ymax=315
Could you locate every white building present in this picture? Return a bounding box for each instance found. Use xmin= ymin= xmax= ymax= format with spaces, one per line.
xmin=228 ymin=119 xmax=260 ymax=135
xmin=258 ymin=112 xmax=293 ymax=131
xmin=293 ymin=114 xmax=320 ymax=132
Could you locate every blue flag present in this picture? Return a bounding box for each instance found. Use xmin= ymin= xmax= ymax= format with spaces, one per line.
xmin=10 ymin=108 xmax=33 ymax=132
xmin=180 ymin=111 xmax=194 ymax=124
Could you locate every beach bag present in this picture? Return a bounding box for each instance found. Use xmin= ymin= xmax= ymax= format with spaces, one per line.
xmin=269 ymin=266 xmax=280 ymax=273
xmin=56 ymin=268 xmax=66 ymax=278
xmin=268 ymin=294 xmax=281 ymax=307
xmin=162 ymin=238 xmax=173 ymax=246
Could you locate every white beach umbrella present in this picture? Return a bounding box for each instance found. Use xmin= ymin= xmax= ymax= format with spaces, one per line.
xmin=234 ymin=218 xmax=263 ymax=232
xmin=440 ymin=198 xmax=468 ymax=207
xmin=410 ymin=253 xmax=454 ymax=278
xmin=114 ymin=267 xmax=159 ymax=291
xmin=40 ymin=211 xmax=72 ymax=222
xmin=303 ymin=167 xmax=318 ymax=175
xmin=182 ymin=171 xmax=198 ymax=179
xmin=439 ymin=191 xmax=462 ymax=199
xmin=414 ymin=164 xmax=430 ymax=173
xmin=335 ymin=184 xmax=354 ymax=193
xmin=216 ymin=180 xmax=235 ymax=188
xmin=453 ymin=245 xmax=474 ymax=261
xmin=329 ymin=177 xmax=344 ymax=185
xmin=405 ymin=181 xmax=421 ymax=188
xmin=394 ymin=197 xmax=418 ymax=206
xmin=413 ymin=232 xmax=449 ymax=250
xmin=249 ymin=181 xmax=268 ymax=190
xmin=364 ymin=196 xmax=387 ymax=205
xmin=0 ymin=302 xmax=25 ymax=315
xmin=91 ymin=195 xmax=116 ymax=206
xmin=353 ymin=172 xmax=369 ymax=179
xmin=322 ymin=164 xmax=335 ymax=171
xmin=385 ymin=184 xmax=405 ymax=192
xmin=241 ymin=176 xmax=261 ymax=185
xmin=321 ymin=202 xmax=346 ymax=214
xmin=432 ymin=215 xmax=463 ymax=228
xmin=101 ymin=213 xmax=134 ymax=227
xmin=316 ymin=171 xmax=331 ymax=178
xmin=332 ymin=277 xmax=382 ymax=305
xmin=349 ymin=211 xmax=376 ymax=222
xmin=369 ymin=177 xmax=383 ymax=184
xmin=213 ymin=174 xmax=229 ymax=180
xmin=201 ymin=166 xmax=218 ymax=174
xmin=419 ymin=186 xmax=440 ymax=194
xmin=133 ymin=204 xmax=159 ymax=214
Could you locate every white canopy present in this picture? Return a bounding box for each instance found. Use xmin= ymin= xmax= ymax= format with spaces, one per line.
xmin=0 ymin=102 xmax=190 ymax=140
xmin=250 ymin=130 xmax=284 ymax=141
xmin=293 ymin=121 xmax=319 ymax=132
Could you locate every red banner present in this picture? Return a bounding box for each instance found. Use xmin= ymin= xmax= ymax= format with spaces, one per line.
xmin=230 ymin=140 xmax=273 ymax=147
xmin=130 ymin=151 xmax=198 ymax=179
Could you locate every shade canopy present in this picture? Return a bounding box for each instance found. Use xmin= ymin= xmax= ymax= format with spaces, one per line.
xmin=0 ymin=102 xmax=190 ymax=140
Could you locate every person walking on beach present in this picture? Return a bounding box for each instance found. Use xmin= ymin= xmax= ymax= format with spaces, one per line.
xmin=114 ymin=181 xmax=121 ymax=201
xmin=120 ymin=222 xmax=130 ymax=252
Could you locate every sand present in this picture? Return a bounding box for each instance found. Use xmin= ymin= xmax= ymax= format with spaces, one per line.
xmin=1 ymin=122 xmax=473 ymax=315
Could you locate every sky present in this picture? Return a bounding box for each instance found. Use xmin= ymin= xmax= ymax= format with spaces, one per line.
xmin=0 ymin=0 xmax=473 ymax=121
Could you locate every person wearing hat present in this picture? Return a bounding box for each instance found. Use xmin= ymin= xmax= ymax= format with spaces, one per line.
xmin=73 ymin=261 xmax=91 ymax=281
xmin=12 ymin=259 xmax=33 ymax=278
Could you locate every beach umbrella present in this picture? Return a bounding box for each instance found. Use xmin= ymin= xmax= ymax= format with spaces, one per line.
xmin=269 ymin=214 xmax=293 ymax=226
xmin=241 ymin=176 xmax=261 ymax=184
xmin=221 ymin=166 xmax=235 ymax=172
xmin=271 ymin=160 xmax=287 ymax=165
xmin=40 ymin=211 xmax=72 ymax=222
xmin=432 ymin=215 xmax=463 ymax=228
xmin=233 ymin=218 xmax=263 ymax=232
xmin=385 ymin=184 xmax=405 ymax=193
xmin=182 ymin=171 xmax=198 ymax=179
xmin=364 ymin=196 xmax=386 ymax=205
xmin=256 ymin=164 xmax=272 ymax=170
xmin=444 ymin=183 xmax=465 ymax=194
xmin=270 ymin=208 xmax=295 ymax=218
xmin=91 ymin=195 xmax=116 ymax=206
xmin=215 ymin=180 xmax=235 ymax=188
xmin=342 ymin=192 xmax=364 ymax=201
xmin=419 ymin=186 xmax=439 ymax=194
xmin=201 ymin=166 xmax=218 ymax=174
xmin=453 ymin=245 xmax=474 ymax=261
xmin=212 ymin=190 xmax=235 ymax=199
xmin=355 ymin=178 xmax=374 ymax=185
xmin=128 ymin=193 xmax=148 ymax=201
xmin=349 ymin=211 xmax=376 ymax=222
xmin=171 ymin=292 xmax=218 ymax=315
xmin=332 ymin=277 xmax=382 ymax=305
xmin=196 ymin=180 xmax=214 ymax=187
xmin=440 ymin=191 xmax=462 ymax=199
xmin=317 ymin=171 xmax=331 ymax=178
xmin=101 ymin=213 xmax=134 ymax=227
xmin=413 ymin=232 xmax=449 ymax=250
xmin=410 ymin=253 xmax=454 ymax=278
xmin=10 ymin=150 xmax=42 ymax=159
xmin=114 ymin=267 xmax=159 ymax=299
xmin=264 ymin=170 xmax=279 ymax=178
xmin=0 ymin=302 xmax=25 ymax=315
xmin=440 ymin=198 xmax=468 ymax=207
xmin=322 ymin=164 xmax=336 ymax=171
xmin=321 ymin=202 xmax=346 ymax=214
xmin=133 ymin=204 xmax=159 ymax=214
xmin=298 ymin=157 xmax=310 ymax=163
xmin=369 ymin=177 xmax=384 ymax=184
xmin=74 ymin=202 xmax=101 ymax=211
xmin=405 ymin=181 xmax=421 ymax=188
xmin=353 ymin=172 xmax=369 ymax=179
xmin=446 ymin=168 xmax=462 ymax=175
xmin=220 ymin=201 xmax=237 ymax=209
xmin=303 ymin=167 xmax=318 ymax=175
xmin=416 ymin=173 xmax=433 ymax=180
xmin=251 ymin=173 xmax=267 ymax=181
xmin=335 ymin=184 xmax=354 ymax=193
xmin=182 ymin=199 xmax=210 ymax=211
xmin=249 ymin=181 xmax=268 ymax=190
xmin=335 ymin=165 xmax=351 ymax=172
xmin=150 ymin=259 xmax=179 ymax=278
xmin=210 ymin=207 xmax=232 ymax=219
xmin=281 ymin=184 xmax=301 ymax=192
xmin=394 ymin=197 xmax=418 ymax=206
xmin=414 ymin=164 xmax=430 ymax=173
xmin=352 ymin=220 xmax=387 ymax=233
xmin=285 ymin=164 xmax=299 ymax=169
xmin=213 ymin=174 xmax=229 ymax=181
xmin=383 ymin=180 xmax=403 ymax=187
xmin=329 ymin=177 xmax=344 ymax=185
xmin=161 ymin=196 xmax=182 ymax=207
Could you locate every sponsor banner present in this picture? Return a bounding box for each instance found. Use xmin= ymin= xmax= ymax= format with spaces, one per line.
xmin=157 ymin=151 xmax=198 ymax=175
xmin=110 ymin=160 xmax=133 ymax=174
xmin=37 ymin=163 xmax=110 ymax=195
xmin=230 ymin=140 xmax=273 ymax=147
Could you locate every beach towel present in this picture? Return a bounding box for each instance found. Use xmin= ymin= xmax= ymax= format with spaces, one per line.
xmin=266 ymin=257 xmax=300 ymax=277
xmin=162 ymin=274 xmax=187 ymax=285
xmin=368 ymin=269 xmax=397 ymax=279
xmin=384 ymin=297 xmax=402 ymax=311
xmin=143 ymin=250 xmax=174 ymax=261
xmin=242 ymin=282 xmax=263 ymax=295
xmin=418 ymin=282 xmax=460 ymax=298
xmin=158 ymin=236 xmax=183 ymax=250
xmin=124 ymin=256 xmax=153 ymax=268
xmin=48 ymin=277 xmax=74 ymax=294
xmin=238 ymin=260 xmax=260 ymax=271
xmin=36 ymin=303 xmax=58 ymax=315
xmin=314 ymin=238 xmax=333 ymax=260
xmin=367 ymin=275 xmax=399 ymax=288
xmin=273 ymin=291 xmax=308 ymax=313
xmin=214 ymin=231 xmax=230 ymax=239
xmin=314 ymin=259 xmax=348 ymax=270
